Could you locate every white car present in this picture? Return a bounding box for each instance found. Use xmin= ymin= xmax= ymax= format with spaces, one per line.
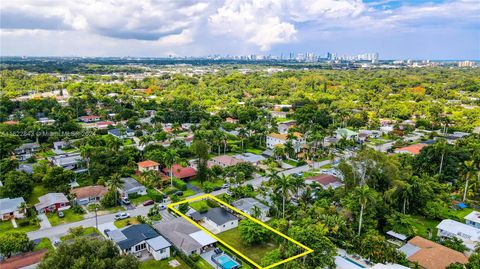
xmin=114 ymin=212 xmax=130 ymax=220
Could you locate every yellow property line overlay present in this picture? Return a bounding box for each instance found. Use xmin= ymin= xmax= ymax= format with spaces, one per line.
xmin=168 ymin=194 xmax=313 ymax=269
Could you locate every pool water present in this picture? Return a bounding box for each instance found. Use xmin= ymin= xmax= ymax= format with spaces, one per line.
xmin=215 ymin=253 xmax=241 ymax=269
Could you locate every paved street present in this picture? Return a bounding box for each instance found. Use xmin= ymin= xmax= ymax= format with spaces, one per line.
xmin=27 ymin=160 xmax=330 ymax=241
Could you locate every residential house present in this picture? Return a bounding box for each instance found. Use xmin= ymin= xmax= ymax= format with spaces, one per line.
xmin=118 ymin=177 xmax=147 ymax=198
xmin=37 ymin=117 xmax=55 ymax=125
xmin=137 ymin=160 xmax=160 ymax=173
xmin=464 ymin=211 xmax=480 ymax=229
xmin=95 ymin=121 xmax=115 ymax=129
xmin=277 ymin=120 xmax=296 ymax=134
xmin=108 ymin=128 xmax=134 ymax=139
xmin=394 ymin=143 xmax=428 ymax=155
xmin=335 ymin=128 xmax=358 ymax=140
xmin=231 ymin=198 xmax=270 ymax=221
xmin=270 ymin=111 xmax=288 ymax=118
xmin=35 ymin=193 xmax=70 ymax=213
xmin=79 ymin=115 xmax=100 ymax=123
xmin=0 ymin=197 xmax=26 ymax=220
xmin=154 ymin=218 xmax=217 ymax=256
xmin=273 ymin=104 xmax=292 ymax=111
xmin=266 ymin=132 xmax=306 ymax=153
xmin=14 ymin=143 xmax=40 ymax=161
xmin=225 ymin=117 xmax=239 ymax=124
xmin=49 ymin=153 xmax=86 ymax=173
xmin=399 ymin=236 xmax=467 ymax=269
xmin=53 ymin=140 xmax=71 ymax=150
xmin=436 ymin=219 xmax=480 ymax=251
xmin=209 ymin=155 xmax=244 ymax=168
xmin=305 ymin=174 xmax=344 ymax=190
xmin=70 ymin=185 xmax=108 ymax=205
xmin=163 ymin=164 xmax=196 ymax=180
xmin=108 ymin=224 xmax=171 ymax=260
xmin=234 ymin=153 xmax=265 ymax=166
xmin=190 ymin=207 xmax=239 ymax=234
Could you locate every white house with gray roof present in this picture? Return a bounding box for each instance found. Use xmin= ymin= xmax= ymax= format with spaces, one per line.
xmin=231 ymin=197 xmax=270 ymax=221
xmin=118 ymin=177 xmax=147 ymax=198
xmin=190 ymin=207 xmax=239 ymax=234
xmin=0 ymin=197 xmax=26 ymax=220
xmin=154 ymin=217 xmax=217 ymax=256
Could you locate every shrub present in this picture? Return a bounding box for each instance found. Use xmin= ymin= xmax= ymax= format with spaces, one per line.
xmin=71 ymin=204 xmax=85 ymax=214
xmin=128 ymin=193 xmax=140 ymax=199
xmin=173 ymin=178 xmax=187 ymax=191
xmin=203 ymin=182 xmax=214 ymax=193
xmin=198 ymin=205 xmax=208 ymax=213
xmin=17 ymin=219 xmax=31 ymax=227
xmin=190 ymin=253 xmax=200 ymax=262
xmin=206 ymin=199 xmax=219 ymax=208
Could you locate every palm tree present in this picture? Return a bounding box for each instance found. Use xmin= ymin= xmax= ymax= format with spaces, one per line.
xmin=18 ymin=202 xmax=28 ymax=217
xmin=271 ymin=174 xmax=294 ymax=218
xmin=106 ymin=136 xmax=122 ymax=153
xmin=251 ymin=205 xmax=262 ymax=219
xmin=238 ymin=128 xmax=248 ymax=152
xmin=79 ymin=144 xmax=94 ymax=176
xmin=386 ymin=180 xmax=413 ymax=214
xmin=106 ymin=173 xmax=124 ymax=204
xmin=273 ymin=145 xmax=284 ymax=161
xmin=459 ymin=160 xmax=476 ymax=202
xmin=290 ymin=175 xmax=306 ymax=197
xmin=354 ymin=185 xmax=375 ymax=236
xmin=162 ymin=149 xmax=179 ymax=187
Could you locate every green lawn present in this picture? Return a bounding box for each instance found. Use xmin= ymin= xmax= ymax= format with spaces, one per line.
xmin=445 ymin=207 xmax=474 ymax=222
xmin=0 ymin=219 xmax=40 ymax=235
xmin=0 ymin=220 xmax=13 ymax=234
xmin=28 ymin=185 xmax=49 ymax=205
xmin=245 ymin=148 xmax=264 ymax=155
xmin=217 ymin=226 xmax=279 ymax=265
xmin=33 ymin=238 xmax=53 ymax=251
xmin=47 ymin=209 xmax=84 ymax=226
xmin=189 ymin=179 xmax=225 ymax=190
xmin=189 ymin=200 xmax=210 ymax=211
xmin=140 ymin=257 xmax=191 ymax=269
xmin=195 ymin=258 xmax=214 ymax=269
xmin=130 ymin=195 xmax=153 ymax=206
xmin=114 ymin=217 xmax=140 ymax=228
xmin=410 ymin=215 xmax=440 ymax=239
xmin=60 ymin=227 xmax=100 ymax=241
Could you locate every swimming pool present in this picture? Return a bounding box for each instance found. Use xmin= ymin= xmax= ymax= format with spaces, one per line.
xmin=212 ymin=253 xmax=241 ymax=269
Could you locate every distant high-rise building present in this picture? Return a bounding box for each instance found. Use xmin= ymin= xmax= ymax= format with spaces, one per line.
xmin=458 ymin=61 xmax=475 ymax=67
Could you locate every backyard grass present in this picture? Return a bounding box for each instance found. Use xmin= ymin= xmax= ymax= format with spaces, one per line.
xmin=190 ymin=179 xmax=225 ymax=190
xmin=189 ymin=200 xmax=210 ymax=211
xmin=217 ymin=227 xmax=279 ymax=265
xmin=195 ymin=258 xmax=214 ymax=269
xmin=245 ymin=148 xmax=264 ymax=155
xmin=410 ymin=215 xmax=440 ymax=239
xmin=140 ymin=257 xmax=191 ymax=269
xmin=60 ymin=227 xmax=100 ymax=241
xmin=33 ymin=238 xmax=53 ymax=251
xmin=114 ymin=217 xmax=140 ymax=228
xmin=28 ymin=185 xmax=49 ymax=205
xmin=47 ymin=209 xmax=84 ymax=226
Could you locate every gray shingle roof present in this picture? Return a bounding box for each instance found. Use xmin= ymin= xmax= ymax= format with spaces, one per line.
xmin=116 ymin=224 xmax=160 ymax=250
xmin=190 ymin=207 xmax=238 ymax=225
xmin=0 ymin=197 xmax=25 ymax=214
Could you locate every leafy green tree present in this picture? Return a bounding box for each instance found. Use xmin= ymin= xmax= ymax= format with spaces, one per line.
xmin=192 ymin=140 xmax=209 ymax=184
xmin=38 ymin=237 xmax=139 ymax=269
xmin=42 ymin=166 xmax=74 ymax=193
xmin=354 ymin=185 xmax=376 ymax=236
xmin=1 ymin=171 xmax=33 ymax=199
xmin=106 ymin=173 xmax=124 ymax=204
xmin=162 ymin=149 xmax=179 ymax=187
xmin=238 ymin=219 xmax=270 ymax=245
xmin=0 ymin=232 xmax=33 ymax=257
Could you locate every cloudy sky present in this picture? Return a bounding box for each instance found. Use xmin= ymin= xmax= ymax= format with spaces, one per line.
xmin=1 ymin=0 xmax=479 ymax=59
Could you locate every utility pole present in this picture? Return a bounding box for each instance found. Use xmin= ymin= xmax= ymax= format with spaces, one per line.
xmin=94 ymin=203 xmax=98 ymax=230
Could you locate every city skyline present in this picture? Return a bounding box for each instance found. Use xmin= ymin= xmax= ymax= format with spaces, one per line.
xmin=1 ymin=0 xmax=479 ymax=60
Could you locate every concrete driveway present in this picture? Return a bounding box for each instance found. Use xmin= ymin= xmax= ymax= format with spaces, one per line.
xmin=97 ymin=222 xmax=117 ymax=237
xmin=37 ymin=214 xmax=52 ymax=229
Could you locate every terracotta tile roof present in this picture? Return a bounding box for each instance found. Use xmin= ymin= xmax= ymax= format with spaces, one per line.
xmin=0 ymin=249 xmax=48 ymax=269
xmin=163 ymin=164 xmax=196 ymax=179
xmin=405 ymin=236 xmax=468 ymax=269
xmin=2 ymin=121 xmax=18 ymax=125
xmin=305 ymin=174 xmax=340 ymax=186
xmin=70 ymin=185 xmax=108 ymax=200
xmin=138 ymin=160 xmax=160 ymax=168
xmin=80 ymin=115 xmax=100 ymax=120
xmin=395 ymin=143 xmax=428 ymax=155
xmin=268 ymin=132 xmax=303 ymax=140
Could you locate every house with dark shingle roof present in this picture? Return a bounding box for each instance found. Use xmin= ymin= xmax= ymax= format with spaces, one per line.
xmin=108 ymin=224 xmax=171 ymax=261
xmin=190 ymin=207 xmax=239 ymax=234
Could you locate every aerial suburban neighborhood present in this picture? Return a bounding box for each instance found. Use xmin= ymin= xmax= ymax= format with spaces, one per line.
xmin=1 ymin=1 xmax=480 ymax=269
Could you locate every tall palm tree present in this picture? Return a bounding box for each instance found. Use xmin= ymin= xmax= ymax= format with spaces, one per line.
xmin=238 ymin=128 xmax=248 ymax=152
xmin=79 ymin=144 xmax=94 ymax=176
xmin=162 ymin=149 xmax=179 ymax=187
xmin=290 ymin=175 xmax=306 ymax=197
xmin=271 ymin=174 xmax=294 ymax=218
xmin=459 ymin=160 xmax=476 ymax=202
xmin=354 ymin=185 xmax=375 ymax=236
xmin=106 ymin=173 xmax=124 ymax=204
xmin=251 ymin=205 xmax=262 ymax=219
xmin=273 ymin=145 xmax=284 ymax=161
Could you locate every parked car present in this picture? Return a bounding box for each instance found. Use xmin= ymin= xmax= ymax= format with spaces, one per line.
xmin=222 ymin=183 xmax=229 ymax=189
xmin=103 ymin=229 xmax=111 ymax=237
xmin=143 ymin=200 xmax=154 ymax=206
xmin=121 ymin=197 xmax=131 ymax=205
xmin=114 ymin=212 xmax=130 ymax=220
xmin=57 ymin=211 xmax=65 ymax=218
xmin=158 ymin=205 xmax=166 ymax=210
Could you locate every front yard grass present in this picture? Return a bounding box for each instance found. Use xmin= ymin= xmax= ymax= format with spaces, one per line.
xmin=33 ymin=238 xmax=53 ymax=251
xmin=47 ymin=209 xmax=84 ymax=226
xmin=410 ymin=215 xmax=440 ymax=239
xmin=0 ymin=218 xmax=40 ymax=235
xmin=140 ymin=257 xmax=191 ymax=269
xmin=114 ymin=217 xmax=140 ymax=228
xmin=189 ymin=200 xmax=210 ymax=211
xmin=245 ymin=148 xmax=264 ymax=155
xmin=217 ymin=227 xmax=279 ymax=265
xmin=60 ymin=227 xmax=100 ymax=241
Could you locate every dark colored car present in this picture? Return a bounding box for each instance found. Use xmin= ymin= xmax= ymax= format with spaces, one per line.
xmin=213 ymin=186 xmax=221 ymax=191
xmin=143 ymin=200 xmax=154 ymax=206
xmin=174 ymin=191 xmax=183 ymax=196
